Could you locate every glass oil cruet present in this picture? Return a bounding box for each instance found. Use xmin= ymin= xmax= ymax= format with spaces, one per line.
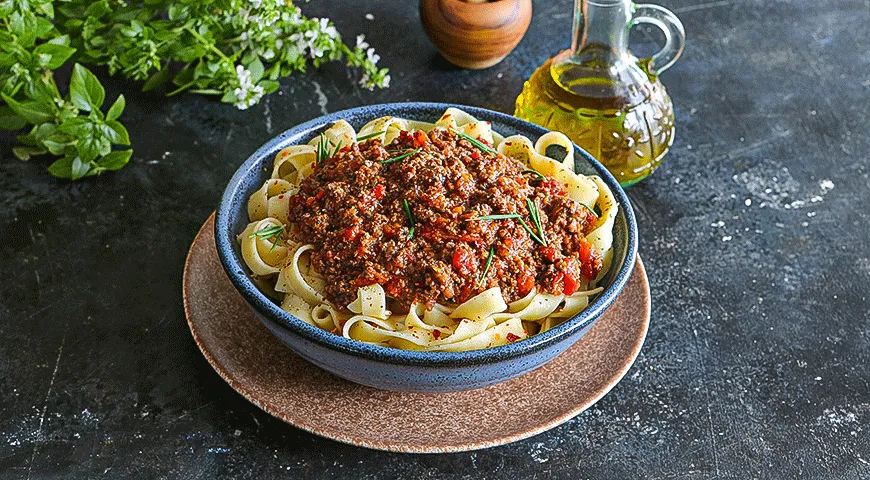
xmin=515 ymin=0 xmax=685 ymax=186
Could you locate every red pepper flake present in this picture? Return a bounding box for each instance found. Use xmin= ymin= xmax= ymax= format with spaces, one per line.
xmin=470 ymin=150 xmax=481 ymax=160
xmin=315 ymin=190 xmax=326 ymax=200
xmin=277 ymin=195 xmax=284 ymax=200
xmin=432 ymin=329 xmax=441 ymax=339
xmin=506 ymin=333 xmax=520 ymax=343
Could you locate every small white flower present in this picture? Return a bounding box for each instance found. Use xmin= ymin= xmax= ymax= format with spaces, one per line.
xmin=356 ymin=34 xmax=369 ymax=50
xmin=275 ymin=39 xmax=283 ymax=48
xmin=240 ymin=32 xmax=248 ymax=41
xmin=382 ymin=74 xmax=391 ymax=88
xmin=263 ymin=50 xmax=275 ymax=60
xmin=251 ymin=0 xmax=262 ymax=8
xmin=366 ymin=47 xmax=380 ymax=65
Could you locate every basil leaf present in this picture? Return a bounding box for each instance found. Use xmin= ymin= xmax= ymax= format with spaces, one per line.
xmin=58 ymin=117 xmax=91 ymax=136
xmin=97 ymin=150 xmax=133 ymax=171
xmin=0 ymin=106 xmax=27 ymax=130
xmin=248 ymin=57 xmax=264 ymax=83
xmin=70 ymin=63 xmax=105 ymax=112
xmin=76 ymin=134 xmax=102 ymax=163
xmin=12 ymin=146 xmax=46 ymax=161
xmin=103 ymin=120 xmax=130 ymax=145
xmin=71 ymin=157 xmax=90 ymax=180
xmin=106 ymin=94 xmax=125 ymax=121
xmin=47 ymin=156 xmax=74 ymax=179
xmin=34 ymin=43 xmax=76 ymax=69
xmin=1 ymin=94 xmax=54 ymax=124
xmin=142 ymin=67 xmax=170 ymax=92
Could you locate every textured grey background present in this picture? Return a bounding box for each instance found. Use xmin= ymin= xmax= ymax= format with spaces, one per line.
xmin=1 ymin=0 xmax=869 ymax=478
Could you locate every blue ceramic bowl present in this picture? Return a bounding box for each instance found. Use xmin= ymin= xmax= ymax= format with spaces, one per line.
xmin=215 ymin=103 xmax=638 ymax=392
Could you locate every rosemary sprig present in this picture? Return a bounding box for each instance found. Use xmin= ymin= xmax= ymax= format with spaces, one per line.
xmin=526 ymin=198 xmax=547 ymax=243
xmin=402 ymin=199 xmax=416 ymax=239
xmin=479 ymin=247 xmax=495 ymax=286
xmin=474 ymin=214 xmax=522 ymax=221
xmin=517 ymin=217 xmax=547 ymax=246
xmin=356 ymin=130 xmax=386 ymax=142
xmin=249 ymin=225 xmax=285 ymax=251
xmin=316 ymin=133 xmax=328 ymax=164
xmin=522 ymin=169 xmax=545 ymax=181
xmin=381 ymin=147 xmax=422 ymax=165
xmin=470 ymin=212 xmax=547 ymax=246
xmin=450 ymin=129 xmax=497 ymax=154
xmin=579 ymin=202 xmax=600 ymax=218
xmin=330 ymin=141 xmax=343 ymax=158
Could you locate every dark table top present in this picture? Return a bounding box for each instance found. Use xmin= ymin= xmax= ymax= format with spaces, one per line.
xmin=2 ymin=0 xmax=869 ymax=478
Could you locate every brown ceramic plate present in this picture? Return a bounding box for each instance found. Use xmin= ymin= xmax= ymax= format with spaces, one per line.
xmin=183 ymin=214 xmax=650 ymax=453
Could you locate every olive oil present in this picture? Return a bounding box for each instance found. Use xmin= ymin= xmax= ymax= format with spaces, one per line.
xmin=513 ymin=0 xmax=684 ymax=186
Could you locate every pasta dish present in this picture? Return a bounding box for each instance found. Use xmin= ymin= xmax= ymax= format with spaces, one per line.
xmin=237 ymin=108 xmax=618 ymax=351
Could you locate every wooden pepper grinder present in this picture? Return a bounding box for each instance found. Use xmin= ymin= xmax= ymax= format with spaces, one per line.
xmin=420 ymin=0 xmax=533 ymax=69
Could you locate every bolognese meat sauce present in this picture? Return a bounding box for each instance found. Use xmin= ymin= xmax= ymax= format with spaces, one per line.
xmin=288 ymin=129 xmax=602 ymax=310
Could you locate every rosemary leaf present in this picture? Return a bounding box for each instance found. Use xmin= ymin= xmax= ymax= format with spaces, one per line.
xmin=402 ymin=198 xmax=416 ymax=239
xmin=478 ymin=247 xmax=495 ymax=286
xmin=450 ymin=129 xmax=497 ymax=154
xmin=381 ymin=147 xmax=421 ymax=165
xmin=356 ymin=130 xmax=386 ymax=142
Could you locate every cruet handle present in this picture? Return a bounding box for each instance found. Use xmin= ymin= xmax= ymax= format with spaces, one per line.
xmin=631 ymin=3 xmax=686 ymax=75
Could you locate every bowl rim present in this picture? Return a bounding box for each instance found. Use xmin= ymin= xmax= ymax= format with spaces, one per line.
xmin=215 ymin=102 xmax=638 ymax=367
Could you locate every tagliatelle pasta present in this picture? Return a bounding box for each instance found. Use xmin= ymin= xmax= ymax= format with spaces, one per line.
xmin=237 ymin=108 xmax=618 ymax=351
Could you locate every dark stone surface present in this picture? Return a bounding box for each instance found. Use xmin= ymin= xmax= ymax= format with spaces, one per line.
xmin=1 ymin=0 xmax=868 ymax=478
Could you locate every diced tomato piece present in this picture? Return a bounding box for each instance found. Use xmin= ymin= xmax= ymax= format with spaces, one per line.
xmin=506 ymin=333 xmax=520 ymax=343
xmin=432 ymin=329 xmax=441 ymax=339
xmin=578 ymin=239 xmax=593 ymax=263
xmin=470 ymin=150 xmax=481 ymax=160
xmin=541 ymin=179 xmax=566 ymax=196
xmin=517 ymin=274 xmax=535 ymax=296
xmin=413 ymin=130 xmax=429 ymax=148
xmin=315 ymin=189 xmax=326 ymax=200
xmin=372 ymin=183 xmax=386 ymax=200
xmin=452 ymin=247 xmax=476 ymax=275
xmin=342 ymin=225 xmax=360 ymax=242
xmin=563 ymin=271 xmax=579 ymax=295
xmin=578 ymin=239 xmax=602 ymax=280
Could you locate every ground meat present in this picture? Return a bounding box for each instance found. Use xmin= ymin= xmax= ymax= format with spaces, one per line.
xmin=288 ymin=129 xmax=602 ymax=310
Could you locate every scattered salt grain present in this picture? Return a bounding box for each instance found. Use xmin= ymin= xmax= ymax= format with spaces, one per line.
xmin=365 ymin=13 xmax=374 ymax=20
xmin=722 ymin=236 xmax=732 ymax=242
xmin=745 ymin=198 xmax=752 ymax=206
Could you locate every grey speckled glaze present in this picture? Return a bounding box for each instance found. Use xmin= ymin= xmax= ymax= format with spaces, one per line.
xmin=214 ymin=103 xmax=638 ymax=392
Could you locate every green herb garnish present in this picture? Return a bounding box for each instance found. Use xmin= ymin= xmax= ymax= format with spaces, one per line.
xmin=249 ymin=225 xmax=285 ymax=251
xmin=316 ymin=134 xmax=329 ymax=164
xmin=330 ymin=141 xmax=343 ymax=158
xmin=474 ymin=214 xmax=522 ymax=221
xmin=470 ymin=212 xmax=546 ymax=246
xmin=450 ymin=129 xmax=497 ymax=154
xmin=1 ymin=2 xmax=389 ymax=181
xmin=526 ymin=198 xmax=547 ymax=244
xmin=517 ymin=217 xmax=547 ymax=246
xmin=579 ymin=202 xmax=600 ymax=218
xmin=402 ymin=199 xmax=416 ymax=239
xmin=356 ymin=130 xmax=386 ymax=142
xmin=381 ymin=147 xmax=421 ymax=165
xmin=479 ymin=247 xmax=495 ymax=286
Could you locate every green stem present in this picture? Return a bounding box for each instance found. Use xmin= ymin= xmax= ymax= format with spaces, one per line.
xmin=183 ymin=25 xmax=230 ymax=61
